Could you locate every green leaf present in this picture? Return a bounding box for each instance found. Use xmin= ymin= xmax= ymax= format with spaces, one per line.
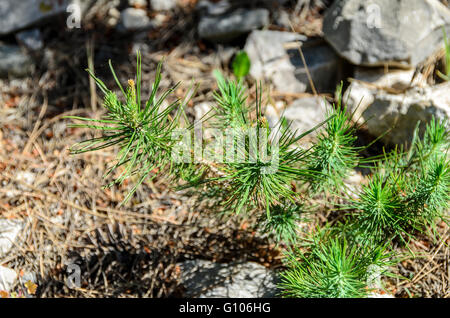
xmin=232 ymin=51 xmax=251 ymax=80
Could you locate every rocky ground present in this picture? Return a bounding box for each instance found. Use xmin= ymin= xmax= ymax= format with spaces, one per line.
xmin=0 ymin=0 xmax=449 ymax=298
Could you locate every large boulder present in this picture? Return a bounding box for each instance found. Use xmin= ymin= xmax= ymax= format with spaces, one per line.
xmin=344 ymin=68 xmax=450 ymax=145
xmin=323 ymin=0 xmax=450 ymax=68
xmin=120 ymin=8 xmax=153 ymax=31
xmin=0 ymin=266 xmax=17 ymax=292
xmin=245 ymin=30 xmax=341 ymax=93
xmin=0 ymin=219 xmax=23 ymax=257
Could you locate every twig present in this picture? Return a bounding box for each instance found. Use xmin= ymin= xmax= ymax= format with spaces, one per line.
xmin=288 ymin=20 xmax=318 ymax=95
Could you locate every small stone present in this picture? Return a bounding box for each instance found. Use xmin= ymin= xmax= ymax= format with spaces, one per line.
xmin=245 ymin=30 xmax=306 ymax=93
xmin=0 ymin=266 xmax=17 ymax=292
xmin=151 ymin=13 xmax=167 ymax=27
xmin=194 ymin=102 xmax=212 ymax=122
xmin=345 ymin=170 xmax=365 ymax=186
xmin=265 ymin=103 xmax=282 ymax=130
xmin=21 ymin=272 xmax=38 ymax=285
xmin=273 ymin=9 xmax=291 ymax=29
xmin=179 ymin=260 xmax=279 ymax=298
xmin=150 ymin=0 xmax=177 ymax=11
xmin=131 ymin=42 xmax=150 ymax=55
xmin=365 ymin=264 xmax=395 ymax=297
xmin=120 ymin=8 xmax=152 ymax=31
xmin=0 ymin=44 xmax=33 ymax=78
xmin=265 ymin=102 xmax=285 ymax=142
xmin=344 ymin=170 xmax=365 ymax=199
xmin=198 ymin=8 xmax=269 ymax=43
xmin=290 ymin=42 xmax=341 ymax=93
xmin=15 ymin=29 xmax=44 ymax=51
xmin=281 ymin=96 xmax=330 ymax=137
xmin=265 ymin=97 xmax=331 ymax=145
xmin=16 ymin=171 xmax=36 ymax=188
xmin=0 ymin=219 xmax=23 ymax=257
xmin=226 ymin=0 xmax=289 ymax=7
xmin=368 ymin=292 xmax=395 ymax=298
xmin=108 ymin=7 xmax=121 ymax=19
xmin=107 ymin=17 xmax=119 ymax=28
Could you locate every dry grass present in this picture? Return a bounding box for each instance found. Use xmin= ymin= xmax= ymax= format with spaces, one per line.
xmin=385 ymin=224 xmax=450 ymax=298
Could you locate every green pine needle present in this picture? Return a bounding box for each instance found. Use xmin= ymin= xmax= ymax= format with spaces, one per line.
xmin=206 ymin=72 xmax=333 ymax=216
xmin=304 ymin=87 xmax=359 ymax=193
xmin=349 ymin=171 xmax=407 ymax=243
xmin=66 ymin=52 xmax=186 ymax=204
xmin=280 ymin=233 xmax=392 ymax=298
xmin=261 ymin=202 xmax=307 ymax=245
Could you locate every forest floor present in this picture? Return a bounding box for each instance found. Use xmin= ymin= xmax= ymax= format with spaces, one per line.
xmin=0 ymin=1 xmax=448 ymax=298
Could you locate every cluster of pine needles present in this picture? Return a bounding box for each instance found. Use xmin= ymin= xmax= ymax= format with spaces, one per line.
xmin=67 ymin=53 xmax=449 ymax=298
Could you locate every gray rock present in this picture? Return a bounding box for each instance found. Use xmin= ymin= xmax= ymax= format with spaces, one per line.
xmin=245 ymin=30 xmax=306 ymax=93
xmin=245 ymin=30 xmax=341 ymax=93
xmin=0 ymin=219 xmax=23 ymax=257
xmin=16 ymin=29 xmax=44 ymax=51
xmin=225 ymin=0 xmax=288 ymax=6
xmin=0 ymin=266 xmax=17 ymax=292
xmin=0 ymin=0 xmax=68 ymax=35
xmin=106 ymin=7 xmax=121 ymax=27
xmin=179 ymin=260 xmax=279 ymax=298
xmin=198 ymin=8 xmax=269 ymax=43
xmin=150 ymin=0 xmax=177 ymax=11
xmin=217 ymin=45 xmax=239 ymax=65
xmin=323 ymin=0 xmax=450 ymax=68
xmin=0 ymin=45 xmax=34 ymax=78
xmin=230 ymin=0 xmax=288 ymax=3
xmin=344 ymin=69 xmax=450 ymax=145
xmin=120 ymin=8 xmax=152 ymax=31
xmin=290 ymin=42 xmax=342 ymax=93
xmin=281 ymin=96 xmax=330 ymax=137
xmin=265 ymin=97 xmax=333 ymax=147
